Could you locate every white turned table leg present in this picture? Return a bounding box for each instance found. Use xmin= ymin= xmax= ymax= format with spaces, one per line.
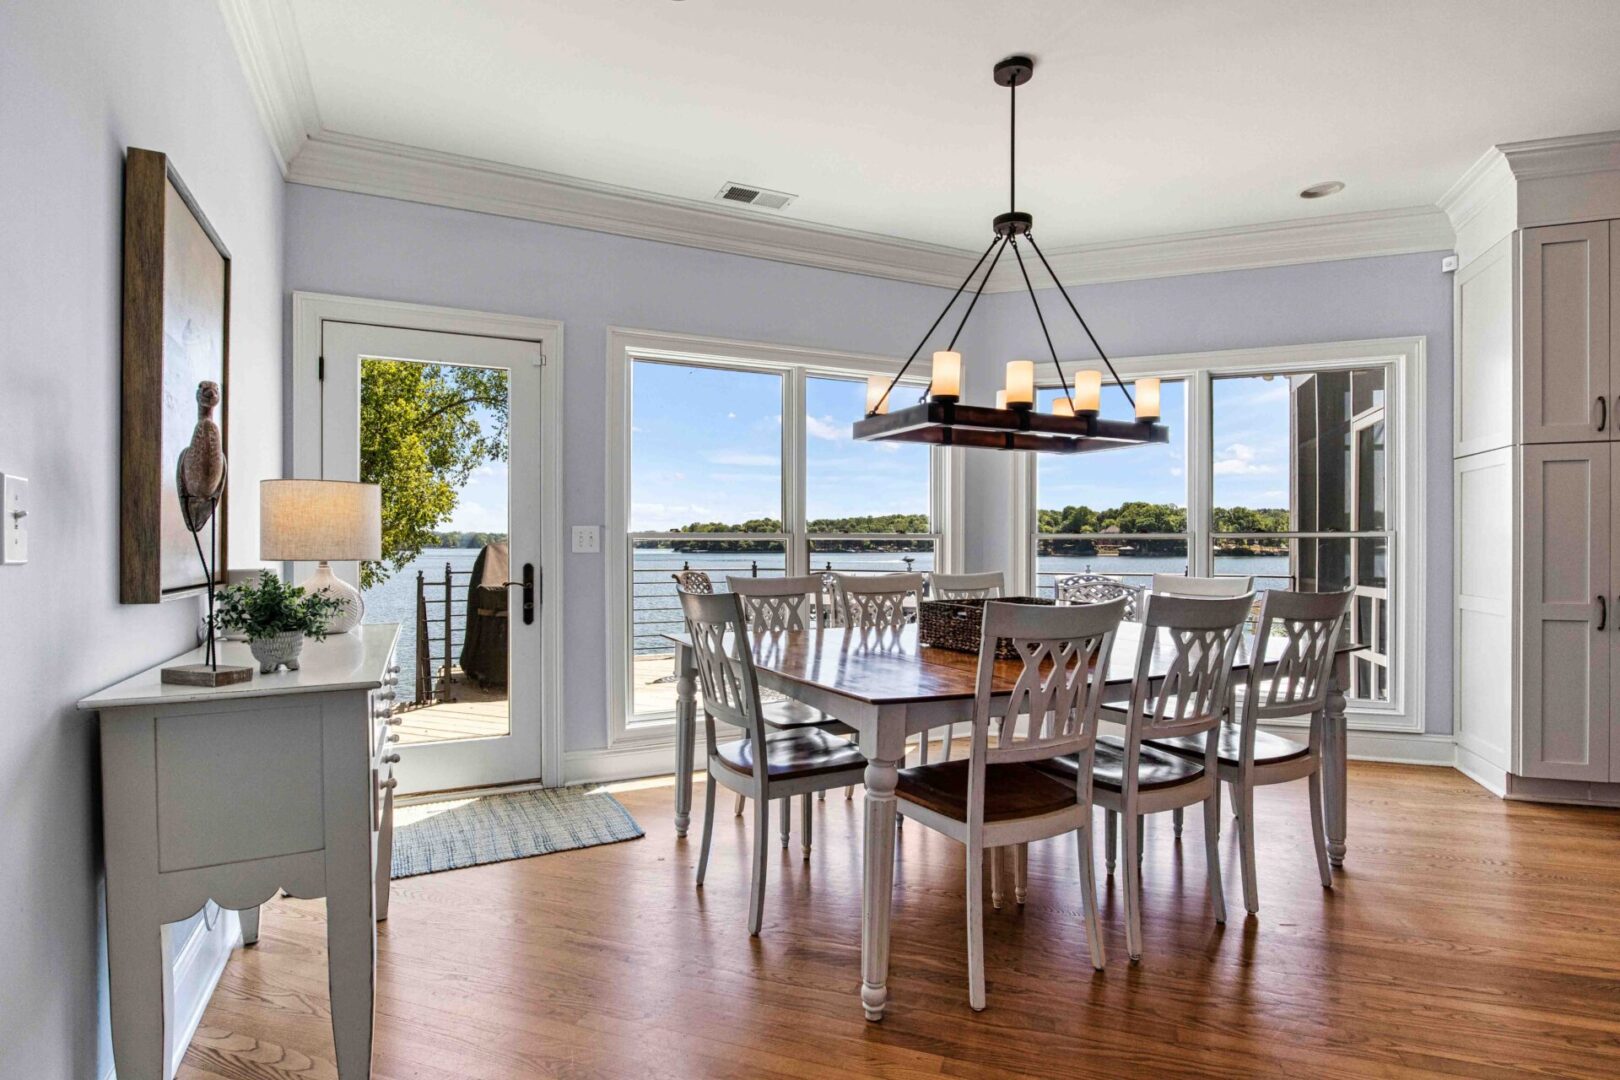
xmin=673 ymin=643 xmax=697 ymax=837
xmin=375 ymin=776 xmax=395 ymax=921
xmin=860 ymin=753 xmax=900 ymax=1021
xmin=1324 ymin=652 xmax=1350 ymax=868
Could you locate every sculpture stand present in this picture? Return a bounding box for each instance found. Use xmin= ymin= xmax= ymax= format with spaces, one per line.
xmin=163 ymin=498 xmax=253 ymax=687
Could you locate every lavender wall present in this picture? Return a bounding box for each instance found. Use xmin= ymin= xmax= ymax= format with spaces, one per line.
xmin=0 ymin=0 xmax=285 ymax=1073
xmin=966 ymin=255 xmax=1455 ymax=735
xmin=284 ymin=185 xmax=1454 ymax=748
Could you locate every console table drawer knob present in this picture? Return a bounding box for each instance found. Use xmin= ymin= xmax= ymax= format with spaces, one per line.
xmin=385 ymin=715 xmax=402 ymax=726
xmin=383 ymin=752 xmax=401 ymax=765
xmin=386 ymin=733 xmax=400 ymax=743
xmin=379 ymin=777 xmax=398 ymax=792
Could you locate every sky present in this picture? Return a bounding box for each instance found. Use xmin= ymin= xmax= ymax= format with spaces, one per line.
xmin=441 ymin=364 xmax=1307 ymax=534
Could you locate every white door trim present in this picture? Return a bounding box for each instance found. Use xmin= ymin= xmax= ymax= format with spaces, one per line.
xmin=290 ymin=292 xmax=567 ymax=787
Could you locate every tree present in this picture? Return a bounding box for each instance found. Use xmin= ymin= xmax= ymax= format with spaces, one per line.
xmin=359 ymin=360 xmax=508 ymax=589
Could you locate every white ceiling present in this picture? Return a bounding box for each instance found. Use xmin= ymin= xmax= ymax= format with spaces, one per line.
xmin=282 ymin=0 xmax=1620 ymax=252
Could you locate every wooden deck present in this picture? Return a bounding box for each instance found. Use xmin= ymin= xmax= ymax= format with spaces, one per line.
xmin=392 ymin=700 xmax=510 ymax=745
xmin=178 ymin=762 xmax=1620 ymax=1079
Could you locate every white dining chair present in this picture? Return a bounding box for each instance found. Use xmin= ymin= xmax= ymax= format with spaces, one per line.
xmin=1055 ymin=573 xmax=1146 ymax=621
xmin=1147 ymin=588 xmax=1351 ymax=913
xmin=895 ymin=596 xmax=1125 ymax=1008
xmin=682 ymin=590 xmax=867 ymax=935
xmin=835 ymin=571 xmax=925 ymax=629
xmin=1042 ymin=591 xmax=1251 ymax=960
xmin=929 ymin=570 xmax=1005 ymax=600
xmin=1150 ymin=572 xmax=1254 ymax=598
xmin=726 ymin=574 xmax=857 ymax=844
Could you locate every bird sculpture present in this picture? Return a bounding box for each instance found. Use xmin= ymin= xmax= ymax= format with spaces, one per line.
xmin=177 ymin=380 xmax=226 ymax=531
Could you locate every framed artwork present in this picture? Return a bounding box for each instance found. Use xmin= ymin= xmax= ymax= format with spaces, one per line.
xmin=120 ymin=147 xmax=231 ymax=603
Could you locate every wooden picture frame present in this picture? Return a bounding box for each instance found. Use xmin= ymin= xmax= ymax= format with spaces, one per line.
xmin=120 ymin=148 xmax=231 ymax=603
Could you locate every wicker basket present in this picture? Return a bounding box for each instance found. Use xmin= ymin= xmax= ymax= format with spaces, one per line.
xmin=917 ymin=596 xmax=1055 ymax=660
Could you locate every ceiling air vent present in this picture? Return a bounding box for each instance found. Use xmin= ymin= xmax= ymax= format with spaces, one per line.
xmin=715 ymin=182 xmax=795 ymax=211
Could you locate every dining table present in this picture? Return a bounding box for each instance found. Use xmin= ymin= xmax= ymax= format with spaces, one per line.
xmin=664 ymin=620 xmax=1357 ymax=1021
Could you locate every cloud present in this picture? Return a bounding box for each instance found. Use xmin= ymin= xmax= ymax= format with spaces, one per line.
xmin=1212 ymin=441 xmax=1278 ymax=476
xmin=805 ymin=414 xmax=847 ymax=442
xmin=726 ymin=412 xmax=737 ymax=420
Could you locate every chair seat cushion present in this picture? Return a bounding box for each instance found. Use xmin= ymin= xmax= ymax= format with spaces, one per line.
xmin=896 ymin=759 xmax=1079 ymax=823
xmin=759 ymin=698 xmax=853 ymax=735
xmin=1038 ymin=736 xmax=1206 ymax=792
xmin=1147 ymin=722 xmax=1310 ymax=766
xmin=715 ymin=729 xmax=865 ymax=781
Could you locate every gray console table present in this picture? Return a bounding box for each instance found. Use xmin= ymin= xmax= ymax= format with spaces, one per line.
xmin=80 ymin=624 xmax=401 ymax=1080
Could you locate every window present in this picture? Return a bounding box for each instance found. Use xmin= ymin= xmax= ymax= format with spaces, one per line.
xmin=610 ymin=333 xmax=952 ymax=727
xmin=1034 ymin=379 xmax=1188 ymax=598
xmin=1021 ymin=340 xmax=1423 ymax=730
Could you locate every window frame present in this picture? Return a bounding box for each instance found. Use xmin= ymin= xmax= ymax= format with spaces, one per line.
xmin=605 ymin=327 xmax=961 ymax=742
xmin=1015 ymin=337 xmax=1427 ymax=734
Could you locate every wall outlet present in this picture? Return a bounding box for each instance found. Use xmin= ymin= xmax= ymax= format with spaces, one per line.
xmin=571 ymin=525 xmax=601 ymax=554
xmin=3 ymin=474 xmax=28 ymax=564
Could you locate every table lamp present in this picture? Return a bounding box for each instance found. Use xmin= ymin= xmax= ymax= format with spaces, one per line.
xmin=260 ymin=479 xmax=382 ymax=634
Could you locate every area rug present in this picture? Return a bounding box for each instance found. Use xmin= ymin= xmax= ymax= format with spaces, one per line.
xmin=390 ymin=785 xmax=644 ymax=878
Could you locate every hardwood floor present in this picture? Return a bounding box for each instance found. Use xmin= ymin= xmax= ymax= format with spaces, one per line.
xmin=179 ymin=763 xmax=1620 ymax=1079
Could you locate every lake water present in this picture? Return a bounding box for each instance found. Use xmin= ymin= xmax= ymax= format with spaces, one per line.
xmin=366 ymin=546 xmax=1294 ymax=697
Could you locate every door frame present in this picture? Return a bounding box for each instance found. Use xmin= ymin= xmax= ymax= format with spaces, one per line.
xmin=291 ymin=292 xmax=567 ymax=788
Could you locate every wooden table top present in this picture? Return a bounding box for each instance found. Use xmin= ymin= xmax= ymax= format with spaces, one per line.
xmin=665 ymin=623 xmax=1357 ymax=707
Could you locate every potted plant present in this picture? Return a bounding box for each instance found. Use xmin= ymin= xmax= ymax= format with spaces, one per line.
xmin=215 ymin=571 xmax=345 ymax=673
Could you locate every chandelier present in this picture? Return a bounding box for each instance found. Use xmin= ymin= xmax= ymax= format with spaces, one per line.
xmin=853 ymin=55 xmax=1169 ymax=455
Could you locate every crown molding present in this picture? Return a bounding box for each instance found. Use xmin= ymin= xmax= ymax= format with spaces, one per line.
xmin=984 ymin=206 xmax=1454 ymax=291
xmin=216 ymin=0 xmax=319 ymax=174
xmin=1441 ymin=130 xmax=1620 ymax=267
xmin=287 ymin=132 xmax=978 ymax=288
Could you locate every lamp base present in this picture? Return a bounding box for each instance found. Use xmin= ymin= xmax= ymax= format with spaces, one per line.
xmin=303 ymin=561 xmax=365 ymax=634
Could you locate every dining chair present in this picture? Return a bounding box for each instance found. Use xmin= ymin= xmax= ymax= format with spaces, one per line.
xmin=835 ymin=571 xmax=925 ymax=629
xmin=671 ymin=569 xmax=714 ymax=593
xmin=930 ymin=570 xmax=1005 ymax=600
xmin=818 ymin=571 xmax=846 ymax=626
xmin=896 ymin=596 xmax=1126 ymax=1008
xmin=1146 ymin=588 xmax=1351 ymax=913
xmin=1150 ymin=572 xmax=1253 ymax=598
xmin=726 ymin=574 xmax=858 ymax=844
xmin=836 ymin=572 xmax=947 ymax=768
xmin=1055 ymin=573 xmax=1145 ymax=621
xmin=1041 ymin=591 xmax=1251 ymax=960
xmin=682 ymin=590 xmax=867 ymax=936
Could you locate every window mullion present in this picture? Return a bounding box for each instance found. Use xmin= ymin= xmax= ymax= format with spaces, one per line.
xmin=784 ymin=366 xmax=807 ymax=576
xmin=1188 ymin=368 xmax=1214 ymax=577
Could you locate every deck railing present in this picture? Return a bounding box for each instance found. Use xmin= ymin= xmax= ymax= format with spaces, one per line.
xmin=414 ymin=562 xmax=475 ymax=705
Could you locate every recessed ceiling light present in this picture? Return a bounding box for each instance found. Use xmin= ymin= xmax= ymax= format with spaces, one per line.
xmin=1300 ymin=181 xmax=1346 ymax=199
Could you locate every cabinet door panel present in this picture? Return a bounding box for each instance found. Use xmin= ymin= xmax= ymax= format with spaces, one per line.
xmin=1521 ymin=222 xmax=1610 ymax=444
xmin=1521 ymin=443 xmax=1610 ymax=780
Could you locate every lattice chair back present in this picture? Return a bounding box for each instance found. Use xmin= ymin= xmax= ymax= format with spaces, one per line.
xmin=930 ymin=570 xmax=1005 ymax=600
xmin=835 ymin=572 xmax=925 ymax=630
xmin=672 ymin=569 xmax=714 ymax=594
xmin=818 ymin=572 xmax=846 ymax=627
xmin=679 ymin=591 xmax=766 ymax=751
xmin=1055 ymin=573 xmax=1145 ymax=621
xmin=1237 ymin=588 xmax=1351 ymax=736
xmin=1125 ymin=592 xmax=1252 ymax=744
xmin=970 ymin=598 xmax=1125 ymax=798
xmin=726 ymin=574 xmax=826 ymax=632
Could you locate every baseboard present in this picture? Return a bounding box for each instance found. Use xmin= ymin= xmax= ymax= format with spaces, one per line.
xmin=1454 ymin=743 xmax=1510 ymax=796
xmin=1337 ymin=729 xmax=1458 ymax=766
xmin=163 ymin=906 xmax=241 ymax=1079
xmin=1503 ymin=773 xmax=1620 ymax=807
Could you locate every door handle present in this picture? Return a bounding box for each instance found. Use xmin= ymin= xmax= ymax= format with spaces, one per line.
xmin=501 ymin=563 xmax=536 ymax=625
xmin=1598 ymin=594 xmax=1607 ymax=632
xmin=1599 ymin=395 xmax=1609 ymax=432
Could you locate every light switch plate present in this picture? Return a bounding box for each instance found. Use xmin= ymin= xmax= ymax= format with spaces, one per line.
xmin=3 ymin=474 xmax=28 ymax=564
xmin=571 ymin=525 xmax=600 ymax=554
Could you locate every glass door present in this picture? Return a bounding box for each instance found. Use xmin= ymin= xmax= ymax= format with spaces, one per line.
xmin=321 ymin=322 xmax=543 ymax=793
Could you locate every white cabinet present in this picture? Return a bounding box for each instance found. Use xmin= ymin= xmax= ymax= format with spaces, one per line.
xmin=1521 ymin=221 xmax=1611 ymax=444
xmin=1520 ymin=443 xmax=1612 ymax=780
xmin=1454 ymin=217 xmax=1620 ymax=791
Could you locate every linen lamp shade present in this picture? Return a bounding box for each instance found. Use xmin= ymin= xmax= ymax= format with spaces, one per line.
xmin=260 ymin=480 xmax=381 ymax=633
xmin=260 ymin=480 xmax=382 ymax=562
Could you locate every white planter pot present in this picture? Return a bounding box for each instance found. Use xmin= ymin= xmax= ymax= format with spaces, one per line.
xmin=249 ymin=631 xmax=306 ymax=674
